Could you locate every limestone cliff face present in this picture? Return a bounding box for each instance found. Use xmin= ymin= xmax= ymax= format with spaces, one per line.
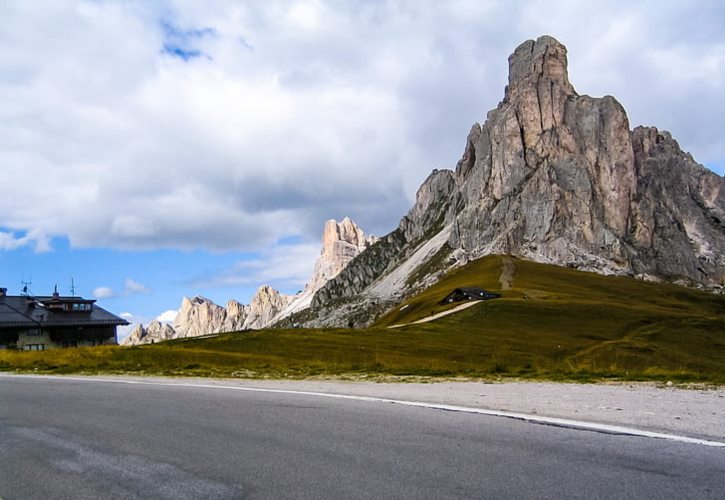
xmin=173 ymin=296 xmax=248 ymax=338
xmin=303 ymin=35 xmax=724 ymax=327
xmin=305 ymin=218 xmax=376 ymax=293
xmin=242 ymin=285 xmax=292 ymax=330
xmin=448 ymin=35 xmax=723 ymax=285
xmin=628 ymin=126 xmax=725 ymax=283
xmin=120 ymin=321 xmax=176 ymax=346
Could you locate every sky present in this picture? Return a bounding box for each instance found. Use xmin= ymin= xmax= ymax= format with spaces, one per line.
xmin=1 ymin=0 xmax=724 ymax=338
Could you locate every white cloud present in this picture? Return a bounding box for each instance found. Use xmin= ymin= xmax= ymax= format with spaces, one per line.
xmin=0 ymin=0 xmax=723 ymax=257
xmin=92 ymin=286 xmax=115 ymax=299
xmin=124 ymin=278 xmax=150 ymax=295
xmin=155 ymin=309 xmax=178 ymax=323
xmin=0 ymin=228 xmax=52 ymax=253
xmin=192 ymin=241 xmax=321 ymax=293
xmin=92 ymin=278 xmax=149 ymax=299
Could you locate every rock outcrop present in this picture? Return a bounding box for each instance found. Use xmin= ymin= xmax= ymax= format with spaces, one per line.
xmin=299 ymin=35 xmax=724 ymax=327
xmin=243 ymin=285 xmax=292 ymax=330
xmin=448 ymin=36 xmax=723 ymax=284
xmin=305 ymin=217 xmax=376 ymax=293
xmin=120 ymin=320 xmax=176 ymax=346
xmin=172 ymin=296 xmax=248 ymax=338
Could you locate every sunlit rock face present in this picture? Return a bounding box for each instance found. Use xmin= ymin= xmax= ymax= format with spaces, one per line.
xmin=120 ymin=321 xmax=176 ymax=346
xmin=305 ymin=217 xmax=376 ymax=294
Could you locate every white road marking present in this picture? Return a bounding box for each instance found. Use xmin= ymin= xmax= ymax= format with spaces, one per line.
xmin=3 ymin=373 xmax=724 ymax=448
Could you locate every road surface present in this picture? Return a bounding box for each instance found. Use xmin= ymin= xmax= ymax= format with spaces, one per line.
xmin=1 ymin=375 xmax=723 ymax=499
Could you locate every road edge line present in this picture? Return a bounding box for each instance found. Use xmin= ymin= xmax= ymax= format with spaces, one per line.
xmin=3 ymin=373 xmax=724 ymax=448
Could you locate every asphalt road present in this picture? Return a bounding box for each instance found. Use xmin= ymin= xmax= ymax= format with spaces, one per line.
xmin=1 ymin=376 xmax=723 ymax=499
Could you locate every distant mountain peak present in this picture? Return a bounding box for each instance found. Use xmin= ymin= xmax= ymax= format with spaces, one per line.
xmin=123 ymin=217 xmax=373 ymax=344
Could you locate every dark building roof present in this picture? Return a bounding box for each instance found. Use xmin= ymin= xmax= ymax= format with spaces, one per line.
xmin=0 ymin=294 xmax=129 ymax=329
xmin=441 ymin=287 xmax=501 ymax=304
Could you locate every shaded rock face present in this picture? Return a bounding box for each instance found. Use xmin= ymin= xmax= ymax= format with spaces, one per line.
xmin=305 ymin=35 xmax=724 ymax=327
xmin=451 ymin=36 xmax=636 ymax=270
xmin=628 ymin=127 xmax=725 ymax=282
xmin=449 ymin=35 xmax=723 ymax=285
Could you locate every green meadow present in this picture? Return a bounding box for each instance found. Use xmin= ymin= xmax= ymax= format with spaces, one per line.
xmin=2 ymin=256 xmax=724 ymax=383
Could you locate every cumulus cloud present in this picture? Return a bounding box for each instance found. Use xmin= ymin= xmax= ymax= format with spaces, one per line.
xmin=191 ymin=240 xmax=321 ymax=292
xmin=124 ymin=278 xmax=150 ymax=295
xmin=92 ymin=278 xmax=150 ymax=299
xmin=155 ymin=309 xmax=178 ymax=323
xmin=0 ymin=0 xmax=723 ymax=256
xmin=92 ymin=286 xmax=115 ymax=299
xmin=0 ymin=229 xmax=52 ymax=253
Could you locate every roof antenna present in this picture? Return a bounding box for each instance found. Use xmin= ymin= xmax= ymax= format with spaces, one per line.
xmin=21 ymin=278 xmax=32 ymax=296
xmin=71 ymin=278 xmax=76 ymax=297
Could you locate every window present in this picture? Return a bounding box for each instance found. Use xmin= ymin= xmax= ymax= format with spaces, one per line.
xmin=24 ymin=344 xmax=45 ymax=351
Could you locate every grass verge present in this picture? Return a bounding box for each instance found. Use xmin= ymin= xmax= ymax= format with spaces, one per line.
xmin=1 ymin=256 xmax=723 ymax=384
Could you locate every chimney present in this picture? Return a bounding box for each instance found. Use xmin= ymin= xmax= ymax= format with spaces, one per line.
xmin=0 ymin=287 xmax=6 ymax=298
xmin=52 ymin=284 xmax=60 ymax=300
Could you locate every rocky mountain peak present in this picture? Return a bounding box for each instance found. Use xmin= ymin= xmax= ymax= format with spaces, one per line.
xmin=243 ymin=285 xmax=292 ymax=330
xmin=304 ymin=35 xmax=724 ymax=329
xmin=321 ymin=217 xmax=371 ymax=257
xmin=307 ymin=218 xmax=376 ymax=293
xmin=120 ymin=320 xmax=175 ymax=346
xmin=506 ymin=35 xmax=574 ymax=102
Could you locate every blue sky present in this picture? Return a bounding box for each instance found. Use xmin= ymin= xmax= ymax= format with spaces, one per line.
xmin=1 ymin=1 xmax=724 ymax=338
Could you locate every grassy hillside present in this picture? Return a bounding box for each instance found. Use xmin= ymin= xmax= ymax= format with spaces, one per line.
xmin=1 ymin=255 xmax=724 ymax=383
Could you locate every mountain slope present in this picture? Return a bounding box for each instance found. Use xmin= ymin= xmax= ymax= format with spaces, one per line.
xmin=298 ymin=35 xmax=724 ymax=328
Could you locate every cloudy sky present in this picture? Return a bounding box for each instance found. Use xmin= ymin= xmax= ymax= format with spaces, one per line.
xmin=1 ymin=0 xmax=724 ymax=337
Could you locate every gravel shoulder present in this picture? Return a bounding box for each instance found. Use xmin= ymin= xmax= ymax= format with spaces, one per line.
xmin=22 ymin=375 xmax=723 ymax=442
xmin=223 ymin=379 xmax=725 ymax=441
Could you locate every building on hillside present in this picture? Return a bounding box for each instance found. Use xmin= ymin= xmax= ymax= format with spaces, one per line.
xmin=0 ymin=287 xmax=129 ymax=350
xmin=441 ymin=287 xmax=500 ymax=304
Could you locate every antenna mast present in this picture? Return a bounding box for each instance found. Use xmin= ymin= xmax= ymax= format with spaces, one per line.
xmin=71 ymin=278 xmax=76 ymax=297
xmin=20 ymin=278 xmax=32 ymax=296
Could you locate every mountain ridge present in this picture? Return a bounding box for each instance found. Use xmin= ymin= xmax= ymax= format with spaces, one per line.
xmin=121 ymin=217 xmax=374 ymax=345
xmin=291 ymin=35 xmax=723 ymax=328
